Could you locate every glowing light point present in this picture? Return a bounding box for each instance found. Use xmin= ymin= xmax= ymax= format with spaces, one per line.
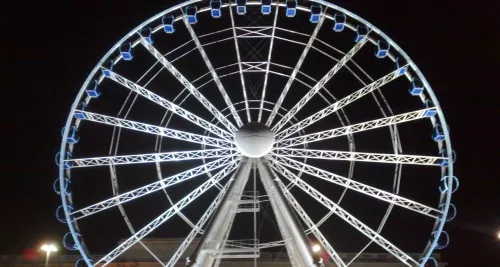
xmin=312 ymin=244 xmax=321 ymax=253
xmin=40 ymin=244 xmax=58 ymax=252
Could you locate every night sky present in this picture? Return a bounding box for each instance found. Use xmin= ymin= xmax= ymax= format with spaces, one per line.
xmin=2 ymin=0 xmax=499 ymax=266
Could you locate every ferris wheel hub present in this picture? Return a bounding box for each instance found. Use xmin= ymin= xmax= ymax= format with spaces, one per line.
xmin=234 ymin=122 xmax=275 ymax=158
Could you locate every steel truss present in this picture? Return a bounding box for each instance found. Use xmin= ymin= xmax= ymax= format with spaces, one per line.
xmin=276 ymin=109 xmax=435 ymax=148
xmin=273 ymin=148 xmax=443 ymax=166
xmin=138 ymin=37 xmax=237 ymax=133
xmin=166 ymin=172 xmax=236 ymax=267
xmin=95 ymin=158 xmax=240 ymax=266
xmin=183 ymin=18 xmax=243 ymax=127
xmin=76 ymin=111 xmax=234 ymax=149
xmin=71 ymin=157 xmax=239 ymax=220
xmin=272 ymin=34 xmax=370 ymax=133
xmin=103 ymin=69 xmax=233 ymax=141
xmin=268 ymin=159 xmax=420 ymax=266
xmin=270 ymin=155 xmax=441 ymax=218
xmin=266 ymin=15 xmax=325 ymax=126
xmin=275 ymin=66 xmax=409 ymax=140
xmin=273 ymin=172 xmax=345 ymax=267
xmin=68 ymin=149 xmax=235 ymax=168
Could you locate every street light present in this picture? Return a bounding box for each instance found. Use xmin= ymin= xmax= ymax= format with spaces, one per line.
xmin=40 ymin=243 xmax=58 ymax=267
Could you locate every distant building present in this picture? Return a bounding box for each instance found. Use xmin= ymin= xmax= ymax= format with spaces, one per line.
xmin=0 ymin=239 xmax=446 ymax=266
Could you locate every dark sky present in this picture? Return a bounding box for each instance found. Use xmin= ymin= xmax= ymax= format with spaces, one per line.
xmin=1 ymin=0 xmax=499 ymax=266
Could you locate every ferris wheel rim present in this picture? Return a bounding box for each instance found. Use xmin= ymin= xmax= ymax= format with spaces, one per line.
xmin=57 ymin=1 xmax=455 ymax=266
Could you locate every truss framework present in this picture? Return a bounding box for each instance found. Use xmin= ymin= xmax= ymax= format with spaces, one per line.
xmin=268 ymin=159 xmax=419 ymax=266
xmin=276 ymin=109 xmax=435 ymax=148
xmin=71 ymin=157 xmax=239 ymax=220
xmin=76 ymin=111 xmax=234 ymax=149
xmin=68 ymin=149 xmax=235 ymax=167
xmin=273 ymin=148 xmax=443 ymax=166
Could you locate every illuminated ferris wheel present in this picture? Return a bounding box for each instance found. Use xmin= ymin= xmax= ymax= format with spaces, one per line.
xmin=55 ymin=1 xmax=458 ymax=266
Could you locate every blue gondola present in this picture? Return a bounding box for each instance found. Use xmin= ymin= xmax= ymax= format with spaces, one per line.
xmin=439 ymin=203 xmax=457 ymax=222
xmin=333 ymin=13 xmax=346 ymax=32
xmin=85 ymin=80 xmax=100 ymax=98
xmin=439 ymin=176 xmax=459 ymax=194
xmin=355 ymin=25 xmax=368 ymax=42
xmin=432 ymin=124 xmax=445 ymax=141
xmin=420 ymin=258 xmax=438 ymax=267
xmin=261 ymin=0 xmax=272 ymax=15
xmin=53 ymin=177 xmax=71 ymax=196
xmin=55 ymin=151 xmax=73 ymax=169
xmin=119 ymin=42 xmax=133 ymax=61
xmin=162 ymin=15 xmax=175 ymax=33
xmin=63 ymin=232 xmax=81 ymax=251
xmin=210 ymin=0 xmax=222 ymax=18
xmin=375 ymin=40 xmax=390 ymax=58
xmin=101 ymin=60 xmax=114 ymax=77
xmin=76 ymin=258 xmax=92 ymax=267
xmin=395 ymin=57 xmax=408 ymax=76
xmin=186 ymin=6 xmax=198 ymax=24
xmin=140 ymin=27 xmax=153 ymax=44
xmin=309 ymin=5 xmax=322 ymax=23
xmin=433 ymin=231 xmax=450 ymax=249
xmin=423 ymin=99 xmax=437 ymax=117
xmin=286 ymin=0 xmax=297 ymax=17
xmin=237 ymin=0 xmax=247 ymax=15
xmin=74 ymin=102 xmax=87 ymax=120
xmin=409 ymin=77 xmax=424 ymax=96
xmin=439 ymin=149 xmax=456 ymax=167
xmin=56 ymin=205 xmax=74 ymax=223
xmin=61 ymin=126 xmax=79 ymax=144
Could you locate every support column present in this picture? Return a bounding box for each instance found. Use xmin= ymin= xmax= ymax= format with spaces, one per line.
xmin=257 ymin=160 xmax=316 ymax=267
xmin=188 ymin=158 xmax=253 ymax=267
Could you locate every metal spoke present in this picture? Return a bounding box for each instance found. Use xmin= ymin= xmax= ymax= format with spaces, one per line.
xmin=266 ymin=15 xmax=326 ymax=126
xmin=271 ymin=33 xmax=371 ymax=133
xmin=94 ymin=161 xmax=239 ymax=266
xmin=137 ymin=36 xmax=237 ymax=133
xmin=182 ymin=18 xmax=243 ymax=127
xmin=268 ymin=168 xmax=346 ymax=267
xmin=276 ymin=66 xmax=408 ymax=140
xmin=103 ymin=69 xmax=233 ymax=141
xmin=229 ymin=3 xmax=251 ymax=122
xmin=267 ymin=159 xmax=419 ymax=266
xmin=76 ymin=111 xmax=234 ymax=149
xmin=67 ymin=149 xmax=235 ymax=168
xmin=273 ymin=148 xmax=443 ymax=166
xmin=269 ymin=155 xmax=441 ymax=218
xmin=166 ymin=174 xmax=235 ymax=267
xmin=257 ymin=5 xmax=279 ymax=122
xmin=71 ymin=157 xmax=240 ymax=220
xmin=276 ymin=108 xmax=435 ymax=148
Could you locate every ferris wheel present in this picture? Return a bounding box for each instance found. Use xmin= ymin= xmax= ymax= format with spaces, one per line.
xmin=55 ymin=1 xmax=458 ymax=266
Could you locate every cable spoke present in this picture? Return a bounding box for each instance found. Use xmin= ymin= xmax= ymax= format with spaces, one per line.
xmin=268 ymin=168 xmax=346 ymax=267
xmin=71 ymin=157 xmax=240 ymax=220
xmin=276 ymin=65 xmax=408 ymax=140
xmin=267 ymin=159 xmax=419 ymax=266
xmin=271 ymin=33 xmax=371 ymax=133
xmin=183 ymin=18 xmax=243 ymax=127
xmin=165 ymin=174 xmax=235 ymax=267
xmin=269 ymin=155 xmax=441 ymax=218
xmin=137 ymin=36 xmax=237 ymax=133
xmin=266 ymin=15 xmax=326 ymax=126
xmin=229 ymin=3 xmax=251 ymax=122
xmin=257 ymin=5 xmax=279 ymax=122
xmin=94 ymin=161 xmax=239 ymax=266
xmin=273 ymin=148 xmax=443 ymax=166
xmin=68 ymin=149 xmax=235 ymax=168
xmin=76 ymin=111 xmax=234 ymax=149
xmin=276 ymin=108 xmax=435 ymax=148
xmin=103 ymin=69 xmax=233 ymax=141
